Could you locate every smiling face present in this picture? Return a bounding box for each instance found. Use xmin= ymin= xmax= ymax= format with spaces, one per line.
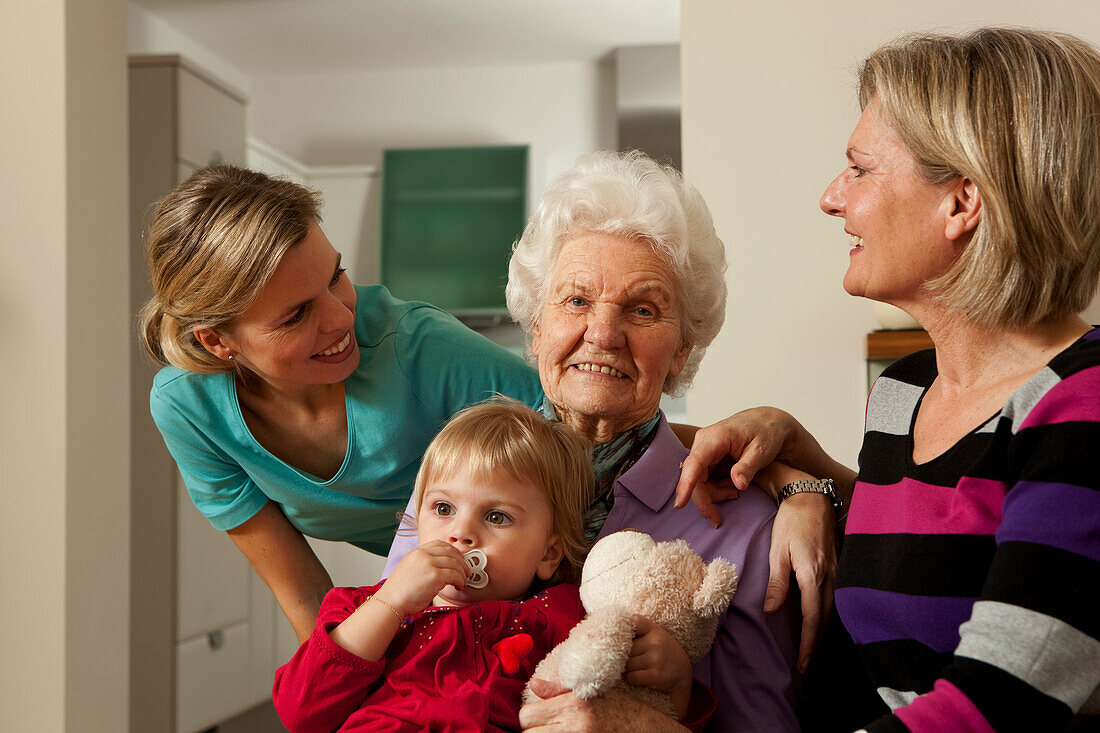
xmin=532 ymin=232 xmax=689 ymax=444
xmin=417 ymin=463 xmax=563 ymax=607
xmin=819 ymin=99 xmax=961 ymax=310
xmin=202 ymin=223 xmax=359 ymax=396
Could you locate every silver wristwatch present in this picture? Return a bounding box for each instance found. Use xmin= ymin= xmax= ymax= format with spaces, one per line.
xmin=777 ymin=478 xmax=843 ymax=512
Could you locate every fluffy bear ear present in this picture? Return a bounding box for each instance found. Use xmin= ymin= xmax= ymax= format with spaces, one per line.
xmin=693 ymin=557 xmax=739 ymax=618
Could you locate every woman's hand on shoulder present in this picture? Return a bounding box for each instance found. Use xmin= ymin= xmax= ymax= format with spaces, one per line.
xmin=672 ymin=408 xmax=850 ymax=674
xmin=674 ymin=407 xmax=802 ymax=526
xmin=378 ymin=540 xmax=467 ymax=616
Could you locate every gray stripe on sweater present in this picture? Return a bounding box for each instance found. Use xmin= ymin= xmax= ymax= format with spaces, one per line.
xmin=1001 ymin=367 xmax=1061 ymax=435
xmin=865 ymin=377 xmax=925 ymax=436
xmin=876 ymin=686 xmax=918 ymax=710
xmin=956 ymin=600 xmax=1100 ymax=710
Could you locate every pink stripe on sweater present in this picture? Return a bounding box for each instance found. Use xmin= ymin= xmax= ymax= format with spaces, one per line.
xmin=1019 ymin=365 xmax=1100 ymax=430
xmin=895 ymin=680 xmax=995 ymax=733
xmin=846 ymin=476 xmax=1003 ymax=536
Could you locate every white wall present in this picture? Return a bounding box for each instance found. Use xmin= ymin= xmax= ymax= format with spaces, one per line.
xmin=681 ymin=0 xmax=1100 ymax=467
xmin=251 ymin=61 xmax=614 ymax=196
xmin=127 ymin=1 xmax=252 ymax=98
xmin=249 ymin=60 xmax=616 ymax=282
xmin=617 ymin=43 xmax=680 ymax=113
xmin=127 ymin=6 xmax=617 ymax=288
xmin=0 ymin=0 xmax=130 ymax=731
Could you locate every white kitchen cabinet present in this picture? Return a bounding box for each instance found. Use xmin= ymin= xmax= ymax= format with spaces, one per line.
xmin=176 ymin=479 xmax=250 ymax=641
xmin=176 ymin=622 xmax=252 ymax=733
xmin=128 ymin=55 xmax=250 ymax=733
xmin=130 ymin=57 xmax=389 ymax=732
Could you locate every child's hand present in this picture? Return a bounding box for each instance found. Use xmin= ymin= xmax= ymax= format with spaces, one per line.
xmin=624 ymin=615 xmax=693 ymax=720
xmin=376 ymin=540 xmax=468 ymax=616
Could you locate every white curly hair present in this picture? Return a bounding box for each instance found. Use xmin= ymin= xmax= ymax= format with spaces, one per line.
xmin=506 ymin=150 xmax=727 ymax=397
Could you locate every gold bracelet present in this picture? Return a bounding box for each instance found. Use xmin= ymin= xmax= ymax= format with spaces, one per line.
xmin=369 ymin=595 xmax=405 ymax=624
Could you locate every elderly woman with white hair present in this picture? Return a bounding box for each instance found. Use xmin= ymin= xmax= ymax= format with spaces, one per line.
xmin=388 ymin=150 xmax=809 ymax=731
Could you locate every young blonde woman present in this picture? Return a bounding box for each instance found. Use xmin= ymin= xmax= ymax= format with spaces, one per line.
xmin=142 ymin=166 xmax=543 ymax=642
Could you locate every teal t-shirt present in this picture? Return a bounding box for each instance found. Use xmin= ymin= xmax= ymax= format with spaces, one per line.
xmin=150 ymin=285 xmax=543 ymax=555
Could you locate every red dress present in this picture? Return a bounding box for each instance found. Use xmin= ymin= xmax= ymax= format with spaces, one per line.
xmin=273 ymin=582 xmax=584 ymax=732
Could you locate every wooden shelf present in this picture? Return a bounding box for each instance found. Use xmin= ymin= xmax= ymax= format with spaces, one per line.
xmin=866 ymin=329 xmax=934 ymax=360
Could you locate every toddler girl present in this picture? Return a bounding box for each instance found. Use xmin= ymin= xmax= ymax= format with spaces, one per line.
xmin=272 ymin=398 xmax=595 ymax=732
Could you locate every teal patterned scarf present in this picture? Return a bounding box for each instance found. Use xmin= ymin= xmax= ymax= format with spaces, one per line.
xmin=539 ymin=397 xmax=660 ymax=542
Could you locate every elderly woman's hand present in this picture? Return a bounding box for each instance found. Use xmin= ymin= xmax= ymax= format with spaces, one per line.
xmin=520 ymin=679 xmax=690 ymax=732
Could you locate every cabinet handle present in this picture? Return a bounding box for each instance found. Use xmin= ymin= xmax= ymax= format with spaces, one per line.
xmin=207 ymin=629 xmax=225 ymax=649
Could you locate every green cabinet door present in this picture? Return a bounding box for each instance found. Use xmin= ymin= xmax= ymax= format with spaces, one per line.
xmin=381 ymin=145 xmax=528 ymax=315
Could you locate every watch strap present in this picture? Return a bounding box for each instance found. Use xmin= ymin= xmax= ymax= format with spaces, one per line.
xmin=778 ymin=478 xmax=843 ymax=511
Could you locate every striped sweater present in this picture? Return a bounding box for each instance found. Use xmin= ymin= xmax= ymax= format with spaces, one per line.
xmin=835 ymin=328 xmax=1100 ymax=732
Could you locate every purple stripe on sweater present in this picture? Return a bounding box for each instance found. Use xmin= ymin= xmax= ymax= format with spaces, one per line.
xmin=1000 ymin=481 xmax=1100 ymax=563
xmin=836 ymin=587 xmax=976 ymax=653
xmin=846 ymin=477 xmax=1004 ymax=536
xmin=895 ymin=679 xmax=996 ymax=732
xmin=1019 ymin=365 xmax=1100 ymax=430
xmin=1085 ymin=329 xmax=1100 ymax=341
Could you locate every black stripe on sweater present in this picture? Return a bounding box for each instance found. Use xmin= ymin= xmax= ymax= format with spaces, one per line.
xmin=984 ymin=541 xmax=1100 ymax=639
xmin=858 ymin=638 xmax=948 ymax=694
xmin=947 ymin=656 xmax=1072 ymax=733
xmin=837 ymin=534 xmax=995 ymax=597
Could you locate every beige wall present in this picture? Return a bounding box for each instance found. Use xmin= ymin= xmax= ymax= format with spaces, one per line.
xmin=0 ymin=0 xmax=130 ymax=731
xmin=682 ymin=0 xmax=1100 ymax=467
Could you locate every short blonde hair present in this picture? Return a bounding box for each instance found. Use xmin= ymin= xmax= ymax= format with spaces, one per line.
xmin=139 ymin=165 xmax=322 ymax=372
xmin=860 ymin=27 xmax=1100 ymax=328
xmin=413 ymin=398 xmax=593 ymax=585
xmin=506 ymin=150 xmax=727 ymax=397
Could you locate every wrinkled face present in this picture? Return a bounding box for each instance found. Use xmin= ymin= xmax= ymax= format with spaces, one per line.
xmin=532 ymin=232 xmax=690 ymax=442
xmin=218 ymin=223 xmax=358 ymax=392
xmin=819 ymin=98 xmax=959 ymax=307
xmin=417 ymin=463 xmax=563 ymax=607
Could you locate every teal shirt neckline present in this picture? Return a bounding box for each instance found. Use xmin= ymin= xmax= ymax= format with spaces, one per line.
xmin=225 ymin=373 xmax=356 ymax=485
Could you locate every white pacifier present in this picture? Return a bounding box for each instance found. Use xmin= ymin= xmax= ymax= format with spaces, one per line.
xmin=463 ymin=549 xmax=489 ymax=589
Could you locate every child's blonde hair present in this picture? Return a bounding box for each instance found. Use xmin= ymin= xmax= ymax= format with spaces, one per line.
xmin=414 ymin=398 xmax=593 ymax=585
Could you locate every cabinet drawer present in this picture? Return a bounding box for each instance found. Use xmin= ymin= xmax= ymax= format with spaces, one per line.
xmin=177 ymin=477 xmax=249 ymax=640
xmin=176 ymin=622 xmax=254 ymax=733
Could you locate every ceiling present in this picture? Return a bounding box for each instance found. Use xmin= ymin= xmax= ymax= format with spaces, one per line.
xmin=132 ymin=0 xmax=681 ymax=76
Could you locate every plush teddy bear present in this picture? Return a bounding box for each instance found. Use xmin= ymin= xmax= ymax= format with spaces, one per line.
xmin=524 ymin=529 xmax=739 ymax=719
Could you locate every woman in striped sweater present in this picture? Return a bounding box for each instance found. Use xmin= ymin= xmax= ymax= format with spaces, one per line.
xmin=679 ymin=27 xmax=1100 ymax=732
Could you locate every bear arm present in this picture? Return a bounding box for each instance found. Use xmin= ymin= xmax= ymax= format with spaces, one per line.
xmin=555 ymin=607 xmax=636 ymax=700
xmin=693 ymin=558 xmax=739 ymax=618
